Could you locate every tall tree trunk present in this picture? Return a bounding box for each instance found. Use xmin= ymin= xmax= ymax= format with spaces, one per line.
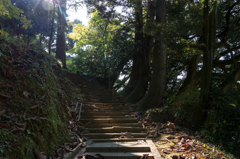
xmin=49 ymin=1 xmax=55 ymax=55
xmin=126 ymin=0 xmax=154 ymax=103
xmin=193 ymin=0 xmax=217 ymax=125
xmin=56 ymin=0 xmax=67 ymax=69
xmin=108 ymin=56 xmax=130 ymax=90
xmin=220 ymin=68 xmax=240 ymax=91
xmin=39 ymin=33 xmax=42 ymax=48
xmin=135 ymin=0 xmax=167 ymax=110
xmin=121 ymin=0 xmax=143 ymax=97
xmin=177 ymin=55 xmax=200 ymax=95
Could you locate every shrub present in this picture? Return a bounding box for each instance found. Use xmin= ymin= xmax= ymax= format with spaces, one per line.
xmin=203 ymin=87 xmax=240 ymax=155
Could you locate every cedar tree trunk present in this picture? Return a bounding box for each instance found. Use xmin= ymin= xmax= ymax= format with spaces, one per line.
xmin=56 ymin=0 xmax=67 ymax=69
xmin=136 ymin=0 xmax=167 ymax=110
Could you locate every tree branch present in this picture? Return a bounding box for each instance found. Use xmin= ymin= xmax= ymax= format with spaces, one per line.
xmin=213 ymin=45 xmax=240 ymax=63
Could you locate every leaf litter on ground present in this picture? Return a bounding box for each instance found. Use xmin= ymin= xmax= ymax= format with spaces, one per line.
xmin=132 ymin=111 xmax=236 ymax=159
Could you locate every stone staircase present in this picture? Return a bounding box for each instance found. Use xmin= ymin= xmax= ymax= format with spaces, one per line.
xmin=65 ymin=72 xmax=161 ymax=159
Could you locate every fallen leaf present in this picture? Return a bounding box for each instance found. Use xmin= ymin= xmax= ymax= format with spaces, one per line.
xmin=12 ymin=126 xmax=26 ymax=132
xmin=186 ymin=149 xmax=194 ymax=154
xmin=30 ymin=105 xmax=39 ymax=109
xmin=0 ymin=122 xmax=10 ymax=128
xmin=170 ymin=146 xmax=175 ymax=149
xmin=39 ymin=117 xmax=48 ymax=120
xmin=50 ymin=73 xmax=56 ymax=78
xmin=0 ymin=93 xmax=12 ymax=98
xmin=196 ymin=147 xmax=205 ymax=151
xmin=0 ymin=109 xmax=6 ymax=116
xmin=36 ymin=120 xmax=41 ymax=124
xmin=161 ymin=149 xmax=170 ymax=154
xmin=34 ymin=148 xmax=47 ymax=159
xmin=15 ymin=122 xmax=27 ymax=129
xmin=10 ymin=140 xmax=20 ymax=146
xmin=23 ymin=91 xmax=29 ymax=98
xmin=167 ymin=121 xmax=176 ymax=129
xmin=182 ymin=144 xmax=190 ymax=148
xmin=31 ymin=117 xmax=37 ymax=120
xmin=6 ymin=70 xmax=14 ymax=78
xmin=192 ymin=155 xmax=197 ymax=159
xmin=231 ymin=104 xmax=236 ymax=107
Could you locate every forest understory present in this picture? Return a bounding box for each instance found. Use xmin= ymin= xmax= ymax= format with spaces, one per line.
xmin=1 ymin=0 xmax=240 ymax=158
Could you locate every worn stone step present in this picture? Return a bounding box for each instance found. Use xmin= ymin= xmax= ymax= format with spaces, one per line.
xmin=84 ymin=152 xmax=154 ymax=159
xmin=80 ymin=118 xmax=137 ymax=124
xmin=82 ymin=104 xmax=127 ymax=107
xmin=86 ymin=142 xmax=151 ymax=152
xmin=82 ymin=105 xmax=129 ymax=109
xmin=82 ymin=127 xmax=147 ymax=133
xmin=82 ymin=132 xmax=147 ymax=139
xmin=81 ymin=92 xmax=111 ymax=95
xmin=82 ymin=106 xmax=129 ymax=110
xmin=84 ymin=123 xmax=143 ymax=128
xmin=82 ymin=110 xmax=130 ymax=113
xmin=81 ymin=115 xmax=135 ymax=119
xmin=83 ymin=104 xmax=128 ymax=108
xmin=84 ymin=102 xmax=125 ymax=104
xmin=65 ymin=73 xmax=161 ymax=159
xmin=82 ymin=107 xmax=129 ymax=111
xmin=83 ymin=101 xmax=126 ymax=104
xmin=83 ymin=98 xmax=123 ymax=101
xmin=80 ymin=87 xmax=103 ymax=89
xmin=91 ymin=138 xmax=146 ymax=142
xmin=81 ymin=112 xmax=130 ymax=116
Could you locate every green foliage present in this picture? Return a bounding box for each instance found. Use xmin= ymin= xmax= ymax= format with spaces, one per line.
xmin=202 ymin=87 xmax=240 ymax=155
xmin=0 ymin=0 xmax=31 ymax=28
xmin=67 ymin=11 xmax=134 ymax=84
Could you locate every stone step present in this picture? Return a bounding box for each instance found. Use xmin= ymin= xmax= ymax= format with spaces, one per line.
xmin=83 ymin=106 xmax=126 ymax=108
xmin=86 ymin=142 xmax=151 ymax=152
xmin=91 ymin=138 xmax=146 ymax=142
xmin=83 ymin=98 xmax=123 ymax=101
xmin=84 ymin=103 xmax=126 ymax=106
xmin=84 ymin=152 xmax=154 ymax=159
xmin=85 ymin=96 xmax=124 ymax=99
xmin=80 ymin=118 xmax=137 ymax=124
xmin=82 ymin=132 xmax=147 ymax=139
xmin=88 ymin=99 xmax=124 ymax=101
xmin=82 ymin=110 xmax=130 ymax=113
xmin=65 ymin=74 xmax=161 ymax=159
xmin=82 ymin=107 xmax=130 ymax=111
xmin=81 ymin=115 xmax=135 ymax=119
xmin=81 ymin=112 xmax=131 ymax=116
xmin=82 ymin=127 xmax=147 ymax=133
xmin=83 ymin=101 xmax=126 ymax=104
xmin=84 ymin=123 xmax=143 ymax=128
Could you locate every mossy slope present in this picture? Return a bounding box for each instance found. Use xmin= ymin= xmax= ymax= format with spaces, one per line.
xmin=0 ymin=39 xmax=80 ymax=158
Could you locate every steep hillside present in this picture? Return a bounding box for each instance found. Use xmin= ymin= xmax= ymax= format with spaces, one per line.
xmin=0 ymin=39 xmax=81 ymax=158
